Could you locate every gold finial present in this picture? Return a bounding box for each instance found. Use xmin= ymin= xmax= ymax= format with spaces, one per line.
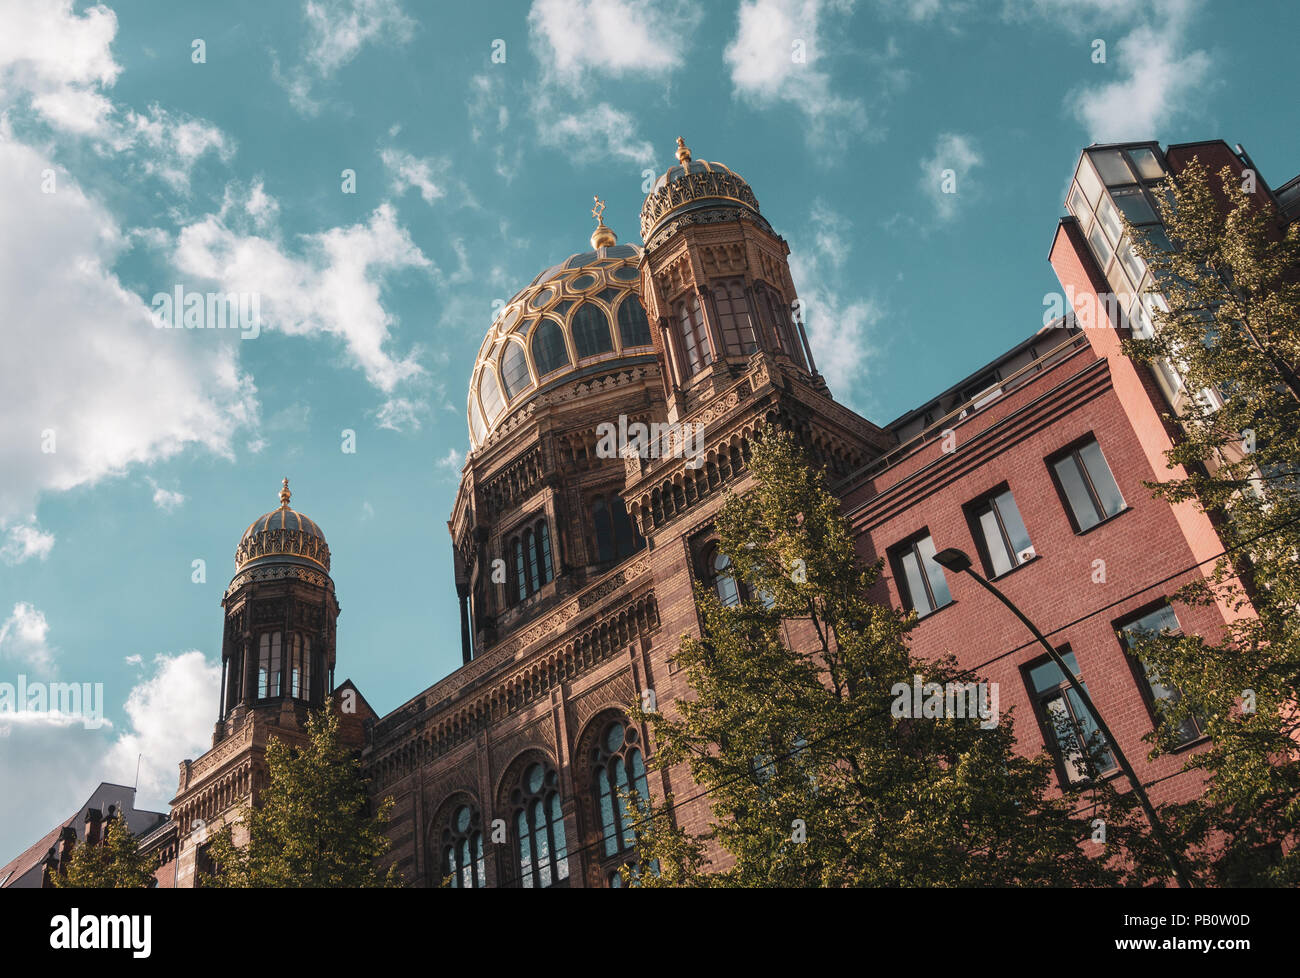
xmin=279 ymin=477 xmax=291 ymax=508
xmin=590 ymin=195 xmax=617 ymax=249
xmin=675 ymin=136 xmax=691 ymax=166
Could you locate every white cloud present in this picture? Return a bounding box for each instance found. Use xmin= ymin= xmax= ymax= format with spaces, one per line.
xmin=381 ymin=147 xmax=447 ymax=205
xmin=124 ymin=654 xmax=143 ymax=666
xmin=279 ymin=0 xmax=416 ymax=113
xmin=1 ymin=520 xmax=55 ymax=565
xmin=0 ymin=602 xmax=56 ymax=673
xmin=145 ymin=477 xmax=185 ymax=512
xmin=0 ymin=0 xmax=121 ymax=136
xmin=123 ymin=104 xmax=234 ymax=192
xmin=919 ymin=132 xmax=982 ymax=222
xmin=104 ymin=651 xmax=221 ymax=807
xmin=0 ymin=133 xmax=259 ymax=524
xmin=534 ymin=97 xmax=655 ymax=166
xmin=528 ymin=0 xmax=698 ymax=86
xmin=1067 ymin=18 xmax=1210 ymax=142
xmin=724 ymin=0 xmax=866 ymax=150
xmin=173 ymin=201 xmax=432 ymax=401
xmin=789 ymin=200 xmax=882 ymax=405
xmin=437 ymin=447 xmax=464 ymax=475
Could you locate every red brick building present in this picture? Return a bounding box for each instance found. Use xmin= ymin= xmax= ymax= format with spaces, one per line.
xmin=44 ymin=136 xmax=1283 ymax=889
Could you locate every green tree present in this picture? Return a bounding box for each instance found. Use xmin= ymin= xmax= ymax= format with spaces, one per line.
xmin=202 ymin=704 xmax=402 ymax=887
xmin=52 ymin=817 xmax=159 ymax=889
xmin=1122 ymin=157 xmax=1300 ymax=885
xmin=628 ymin=426 xmax=1163 ymax=887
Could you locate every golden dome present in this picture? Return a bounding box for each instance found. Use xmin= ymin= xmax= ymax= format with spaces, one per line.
xmin=235 ymin=479 xmax=331 ymax=572
xmin=467 ymin=242 xmax=655 ymax=451
xmin=639 ymin=138 xmax=767 ymax=247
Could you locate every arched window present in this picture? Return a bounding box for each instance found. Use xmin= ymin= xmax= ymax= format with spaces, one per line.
xmin=513 ymin=537 xmax=527 ymax=602
xmin=257 ymin=631 xmax=282 ymax=698
xmin=501 ymin=341 xmax=531 ymax=399
xmin=762 ymin=288 xmax=806 ymax=369
xmin=571 ymin=303 xmax=613 ymax=358
xmin=442 ymin=803 xmax=485 ymax=889
xmin=532 ymin=318 xmax=570 ymax=377
xmin=592 ymin=496 xmax=613 ymax=563
xmin=714 ymin=278 xmax=757 ymax=356
xmin=676 ymin=294 xmax=712 ymax=376
xmin=536 ymin=520 xmax=553 ymax=585
xmin=289 ymin=634 xmax=312 ymax=699
xmin=610 ymin=495 xmax=643 ymax=560
xmin=709 ymin=549 xmax=740 ymax=606
xmin=480 ymin=367 xmax=505 ymax=420
xmin=511 ymin=762 xmax=568 ymax=888
xmin=593 ymin=719 xmax=649 ymax=860
xmin=617 ymin=296 xmax=652 ymax=348
xmin=526 ymin=528 xmax=540 ymax=592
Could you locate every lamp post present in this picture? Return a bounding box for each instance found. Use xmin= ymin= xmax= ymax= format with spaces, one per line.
xmin=931 ymin=547 xmax=1193 ymax=889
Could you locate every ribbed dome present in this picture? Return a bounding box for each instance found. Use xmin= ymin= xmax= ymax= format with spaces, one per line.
xmin=639 ymin=138 xmax=765 ymax=245
xmin=235 ymin=479 xmax=330 ymax=572
xmin=467 ymin=242 xmax=656 ymax=451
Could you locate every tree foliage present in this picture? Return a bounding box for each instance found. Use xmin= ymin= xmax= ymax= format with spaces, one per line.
xmin=628 ymin=426 xmax=1162 ymax=887
xmin=202 ymin=704 xmax=402 ymax=888
xmin=52 ymin=816 xmax=159 ymax=889
xmin=1122 ymin=157 xmax=1300 ymax=885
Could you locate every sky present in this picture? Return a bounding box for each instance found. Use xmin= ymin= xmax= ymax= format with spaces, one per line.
xmin=1 ymin=0 xmax=1298 ymax=861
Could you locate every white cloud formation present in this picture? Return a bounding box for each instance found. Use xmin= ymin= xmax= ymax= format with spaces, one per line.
xmin=437 ymin=447 xmax=464 ymax=476
xmin=533 ymin=96 xmax=655 ymax=166
xmin=789 ymin=200 xmax=882 ymax=405
xmin=0 ymin=132 xmax=259 ymax=524
xmin=173 ymin=201 xmax=432 ymax=402
xmin=123 ymin=104 xmax=234 ymax=192
xmin=1 ymin=520 xmax=55 ymax=565
xmin=279 ymin=0 xmax=416 ymax=113
xmin=919 ymin=132 xmax=982 ymax=222
xmin=528 ymin=0 xmax=698 ymax=86
xmin=1067 ymin=16 xmax=1211 ymax=142
xmin=145 ymin=477 xmax=185 ymax=512
xmin=0 ymin=602 xmax=56 ymax=673
xmin=724 ymin=0 xmax=866 ymax=149
xmin=104 ymin=651 xmax=221 ymax=806
xmin=381 ymin=147 xmax=447 ymax=205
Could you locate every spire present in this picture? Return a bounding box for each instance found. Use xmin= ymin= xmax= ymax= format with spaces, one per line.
xmin=279 ymin=477 xmax=291 ymax=508
xmin=675 ymin=136 xmax=692 ymax=166
xmin=590 ymin=196 xmax=617 ymax=249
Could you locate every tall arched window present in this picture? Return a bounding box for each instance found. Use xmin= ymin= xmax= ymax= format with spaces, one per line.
xmin=536 ymin=520 xmax=553 ymax=585
xmin=501 ymin=341 xmax=531 ymax=399
xmin=441 ymin=803 xmax=485 ymax=889
xmin=714 ymin=278 xmax=757 ymax=356
xmin=509 ymin=518 xmax=554 ymax=605
xmin=676 ymin=294 xmax=712 ymax=376
xmin=480 ymin=367 xmax=505 ymax=420
xmin=571 ymin=303 xmax=613 ymax=358
xmin=511 ymin=762 xmax=568 ymax=888
xmin=593 ymin=718 xmax=649 ymax=860
xmin=532 ymin=318 xmax=570 ymax=376
xmin=617 ymin=296 xmax=652 ymax=348
xmin=513 ymin=537 xmax=527 ymax=602
xmin=290 ymin=633 xmax=312 ymax=700
xmin=709 ymin=549 xmax=740 ymax=606
xmin=591 ymin=493 xmax=643 ymax=565
xmin=257 ymin=631 xmax=282 ymax=698
xmin=610 ymin=495 xmax=643 ymax=559
xmin=762 ymin=288 xmax=806 ymax=369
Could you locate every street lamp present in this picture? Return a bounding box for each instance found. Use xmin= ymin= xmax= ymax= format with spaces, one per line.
xmin=931 ymin=546 xmax=1194 ymax=889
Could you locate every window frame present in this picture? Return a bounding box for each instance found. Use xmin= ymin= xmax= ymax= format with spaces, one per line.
xmin=1023 ymin=646 xmax=1117 ymax=787
xmin=1117 ymin=603 xmax=1207 ymax=748
xmin=965 ymin=485 xmax=1036 ymax=579
xmin=1047 ymin=435 xmax=1127 ymax=533
xmin=888 ymin=531 xmax=953 ymax=618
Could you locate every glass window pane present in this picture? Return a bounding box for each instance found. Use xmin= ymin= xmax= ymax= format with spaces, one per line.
xmin=1066 ymin=688 xmax=1115 ymax=772
xmin=1044 ymin=694 xmax=1088 ymax=783
xmin=1111 ymin=187 xmax=1157 ymax=225
xmin=899 ymin=550 xmax=933 ymax=616
xmin=571 ymin=303 xmax=613 ymax=358
xmin=617 ymin=296 xmax=652 ymax=348
xmin=1054 ymin=454 xmax=1101 ymax=531
xmin=1127 ymin=147 xmax=1164 ymax=180
xmin=1077 ymin=158 xmax=1104 ymax=206
xmin=480 ymin=368 xmax=505 ymax=419
xmin=915 ymin=535 xmax=952 ymax=610
xmin=532 ymin=318 xmax=570 ymax=376
xmin=1091 ymin=149 xmax=1134 ymax=186
xmin=1079 ymin=440 xmax=1125 ymax=517
xmin=995 ymin=490 xmax=1033 ymax=560
xmin=1087 ymin=216 xmax=1114 ymax=269
xmin=1067 ymin=183 xmax=1090 ymax=223
xmin=1118 ymin=239 xmax=1147 ymax=291
xmin=979 ymin=508 xmax=1013 ymax=577
xmin=1096 ymin=194 xmax=1123 ymax=245
xmin=500 ymin=342 xmax=531 ymax=399
xmin=550 ymin=794 xmax=568 ymax=881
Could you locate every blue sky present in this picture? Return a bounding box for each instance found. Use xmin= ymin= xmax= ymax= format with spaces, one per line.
xmin=2 ymin=0 xmax=1298 ymax=860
